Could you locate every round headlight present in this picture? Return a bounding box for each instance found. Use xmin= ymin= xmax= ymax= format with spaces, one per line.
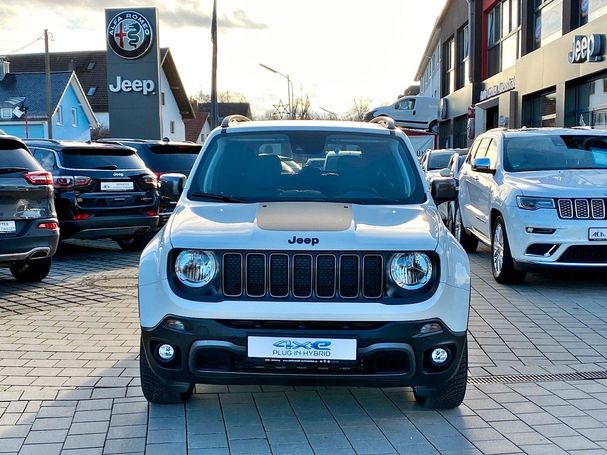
xmin=390 ymin=253 xmax=432 ymax=290
xmin=175 ymin=250 xmax=218 ymax=287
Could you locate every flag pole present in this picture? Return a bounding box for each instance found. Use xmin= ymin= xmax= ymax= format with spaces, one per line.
xmin=210 ymin=0 xmax=218 ymax=128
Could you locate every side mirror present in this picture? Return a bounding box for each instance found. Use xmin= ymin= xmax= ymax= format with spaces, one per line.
xmin=431 ymin=178 xmax=458 ymax=205
xmin=439 ymin=168 xmax=451 ymax=177
xmin=472 ymin=157 xmax=495 ymax=174
xmin=394 ymin=103 xmax=400 ymax=110
xmin=159 ymin=173 xmax=187 ymax=199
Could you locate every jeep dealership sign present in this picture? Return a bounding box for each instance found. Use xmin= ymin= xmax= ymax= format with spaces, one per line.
xmin=105 ymin=8 xmax=161 ymax=139
xmin=568 ymin=34 xmax=605 ymax=64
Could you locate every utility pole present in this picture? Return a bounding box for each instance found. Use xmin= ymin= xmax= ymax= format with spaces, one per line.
xmin=210 ymin=0 xmax=218 ymax=128
xmin=44 ymin=29 xmax=53 ymax=139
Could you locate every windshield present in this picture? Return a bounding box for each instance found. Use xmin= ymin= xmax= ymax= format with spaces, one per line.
xmin=59 ymin=148 xmax=146 ymax=170
xmin=188 ymin=131 xmax=425 ymax=205
xmin=504 ymin=135 xmax=607 ymax=172
xmin=428 ymin=153 xmax=452 ymax=170
xmin=131 ymin=144 xmax=201 ymax=174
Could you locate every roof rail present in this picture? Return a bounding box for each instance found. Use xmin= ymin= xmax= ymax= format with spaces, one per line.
xmin=368 ymin=116 xmax=396 ymax=130
xmin=22 ymin=138 xmax=61 ymax=144
xmin=221 ymin=115 xmax=252 ymax=128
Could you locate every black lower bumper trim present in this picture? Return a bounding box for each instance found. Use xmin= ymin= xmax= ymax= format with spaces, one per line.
xmin=141 ymin=317 xmax=467 ymax=388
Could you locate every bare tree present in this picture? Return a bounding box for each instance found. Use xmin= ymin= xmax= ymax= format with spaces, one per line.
xmin=91 ymin=125 xmax=110 ymax=140
xmin=346 ymin=97 xmax=372 ymax=122
xmin=190 ymin=90 xmax=249 ymax=104
xmin=292 ymin=94 xmax=312 ymax=120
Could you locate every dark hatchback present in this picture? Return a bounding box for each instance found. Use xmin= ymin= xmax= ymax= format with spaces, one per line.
xmin=97 ymin=139 xmax=201 ymax=224
xmin=0 ymin=136 xmax=59 ymax=281
xmin=25 ymin=139 xmax=159 ymax=251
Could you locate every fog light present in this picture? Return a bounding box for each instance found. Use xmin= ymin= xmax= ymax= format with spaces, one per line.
xmin=431 ymin=348 xmax=449 ymax=365
xmin=163 ymin=318 xmax=185 ymax=331
xmin=157 ymin=344 xmax=175 ymax=361
xmin=419 ymin=322 xmax=442 ymax=335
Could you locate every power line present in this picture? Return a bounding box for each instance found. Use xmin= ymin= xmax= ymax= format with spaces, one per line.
xmin=2 ymin=34 xmax=45 ymax=56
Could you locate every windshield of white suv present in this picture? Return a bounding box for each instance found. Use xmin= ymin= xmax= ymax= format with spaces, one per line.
xmin=188 ymin=131 xmax=425 ymax=204
xmin=504 ymin=135 xmax=607 ymax=172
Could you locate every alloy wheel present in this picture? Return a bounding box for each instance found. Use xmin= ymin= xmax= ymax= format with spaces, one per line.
xmin=493 ymin=223 xmax=504 ymax=276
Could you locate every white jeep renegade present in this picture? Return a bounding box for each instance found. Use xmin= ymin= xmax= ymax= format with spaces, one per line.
xmin=138 ymin=117 xmax=471 ymax=408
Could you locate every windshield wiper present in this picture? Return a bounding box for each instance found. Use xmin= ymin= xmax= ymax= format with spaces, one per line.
xmin=190 ymin=192 xmax=246 ymax=203
xmin=95 ymin=165 xmax=118 ymax=170
xmin=0 ymin=167 xmax=29 ymax=174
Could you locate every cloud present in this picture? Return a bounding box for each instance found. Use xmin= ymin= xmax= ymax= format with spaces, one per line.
xmin=0 ymin=0 xmax=266 ymax=31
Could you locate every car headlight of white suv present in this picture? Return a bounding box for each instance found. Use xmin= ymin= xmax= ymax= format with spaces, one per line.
xmin=516 ymin=196 xmax=555 ymax=210
xmin=389 ymin=252 xmax=433 ymax=290
xmin=175 ymin=250 xmax=218 ymax=287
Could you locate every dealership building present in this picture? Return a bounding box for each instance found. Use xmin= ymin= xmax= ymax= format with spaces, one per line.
xmin=416 ymin=0 xmax=607 ymax=147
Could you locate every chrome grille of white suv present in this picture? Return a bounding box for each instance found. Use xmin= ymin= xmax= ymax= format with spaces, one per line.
xmin=557 ymin=199 xmax=607 ymax=220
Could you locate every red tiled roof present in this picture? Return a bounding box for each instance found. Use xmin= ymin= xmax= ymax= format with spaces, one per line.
xmin=184 ymin=111 xmax=209 ymax=142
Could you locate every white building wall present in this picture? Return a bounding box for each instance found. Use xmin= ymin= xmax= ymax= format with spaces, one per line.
xmin=96 ymin=112 xmax=109 ymax=128
xmin=160 ymin=70 xmax=185 ymax=141
xmin=197 ymin=121 xmax=212 ymax=144
xmin=419 ymin=45 xmax=441 ymax=99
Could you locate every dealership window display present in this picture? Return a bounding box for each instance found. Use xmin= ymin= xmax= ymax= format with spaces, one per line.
xmin=522 ymin=90 xmax=557 ymax=127
xmin=566 ymin=74 xmax=607 ymax=130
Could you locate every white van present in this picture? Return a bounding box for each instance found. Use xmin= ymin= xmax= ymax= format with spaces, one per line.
xmin=365 ymin=96 xmax=439 ymax=132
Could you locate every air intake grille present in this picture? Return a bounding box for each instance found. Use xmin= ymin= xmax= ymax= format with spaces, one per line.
xmin=557 ymin=198 xmax=607 ymax=220
xmin=221 ymin=252 xmax=386 ymax=300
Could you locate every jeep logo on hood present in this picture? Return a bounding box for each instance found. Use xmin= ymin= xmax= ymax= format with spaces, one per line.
xmin=288 ymin=236 xmax=319 ymax=246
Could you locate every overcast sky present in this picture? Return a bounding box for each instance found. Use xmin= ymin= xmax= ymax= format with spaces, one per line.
xmin=1 ymin=0 xmax=446 ymax=117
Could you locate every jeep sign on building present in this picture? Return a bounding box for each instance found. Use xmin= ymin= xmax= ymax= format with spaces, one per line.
xmin=105 ymin=8 xmax=161 ymax=139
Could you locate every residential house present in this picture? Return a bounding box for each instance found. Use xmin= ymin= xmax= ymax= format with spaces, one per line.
xmin=184 ymin=111 xmax=211 ymax=144
xmin=0 ymin=60 xmax=97 ymax=140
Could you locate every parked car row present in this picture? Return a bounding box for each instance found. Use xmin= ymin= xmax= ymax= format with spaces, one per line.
xmin=0 ymin=135 xmax=201 ymax=281
xmin=421 ymin=127 xmax=607 ymax=284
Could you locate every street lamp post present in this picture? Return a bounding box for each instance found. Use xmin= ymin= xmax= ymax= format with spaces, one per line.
xmin=259 ymin=63 xmax=294 ymax=119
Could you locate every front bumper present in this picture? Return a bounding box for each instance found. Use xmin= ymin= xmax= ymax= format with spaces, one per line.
xmin=0 ymin=218 xmax=59 ymax=266
xmin=141 ymin=317 xmax=466 ymax=389
xmin=60 ymin=214 xmax=159 ymax=240
xmin=506 ymin=207 xmax=607 ymax=267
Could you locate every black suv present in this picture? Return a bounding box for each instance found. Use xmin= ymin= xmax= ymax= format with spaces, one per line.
xmin=97 ymin=139 xmax=201 ymax=224
xmin=0 ymin=136 xmax=59 ymax=281
xmin=25 ymin=139 xmax=159 ymax=251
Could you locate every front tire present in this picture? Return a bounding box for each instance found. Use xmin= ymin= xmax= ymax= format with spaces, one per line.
xmin=414 ymin=340 xmax=468 ymax=409
xmin=455 ymin=207 xmax=478 ymax=253
xmin=140 ymin=341 xmax=193 ymax=404
xmin=491 ymin=216 xmax=526 ymax=284
xmin=9 ymin=258 xmax=52 ymax=282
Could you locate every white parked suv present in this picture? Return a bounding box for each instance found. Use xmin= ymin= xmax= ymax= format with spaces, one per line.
xmin=138 ymin=116 xmax=471 ymax=408
xmin=457 ymin=127 xmax=607 ymax=283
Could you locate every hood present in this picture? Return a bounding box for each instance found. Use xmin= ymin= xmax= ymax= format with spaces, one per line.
xmin=169 ymin=201 xmax=439 ymax=251
xmin=504 ymin=170 xmax=607 ymax=197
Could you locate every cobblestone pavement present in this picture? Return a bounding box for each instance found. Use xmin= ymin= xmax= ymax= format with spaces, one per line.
xmin=1 ymin=241 xmax=606 ymax=455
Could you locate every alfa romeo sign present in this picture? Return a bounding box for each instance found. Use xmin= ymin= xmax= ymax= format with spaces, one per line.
xmin=107 ymin=10 xmax=153 ymax=60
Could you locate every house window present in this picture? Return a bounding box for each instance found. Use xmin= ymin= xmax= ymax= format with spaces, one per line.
xmin=1 ymin=107 xmax=12 ymax=119
xmin=533 ymin=0 xmax=562 ymax=50
xmin=442 ymin=37 xmax=455 ymax=97
xmin=523 ymin=89 xmax=557 ymax=127
xmin=200 ymin=133 xmax=206 ymax=142
xmin=487 ymin=0 xmax=521 ymax=78
xmin=170 ymin=121 xmax=175 ymax=134
xmin=161 ymin=92 xmax=166 ymax=106
xmin=456 ymin=24 xmax=470 ymax=90
xmin=56 ymin=106 xmax=63 ymax=125
xmin=71 ymin=108 xmax=78 ymax=127
xmin=87 ymin=87 xmax=97 ymax=96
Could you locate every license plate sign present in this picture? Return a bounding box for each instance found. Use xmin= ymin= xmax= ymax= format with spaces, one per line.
xmin=0 ymin=221 xmax=16 ymax=234
xmin=248 ymin=336 xmax=357 ymax=360
xmin=101 ymin=181 xmax=133 ymax=192
xmin=589 ymin=228 xmax=607 ymax=241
